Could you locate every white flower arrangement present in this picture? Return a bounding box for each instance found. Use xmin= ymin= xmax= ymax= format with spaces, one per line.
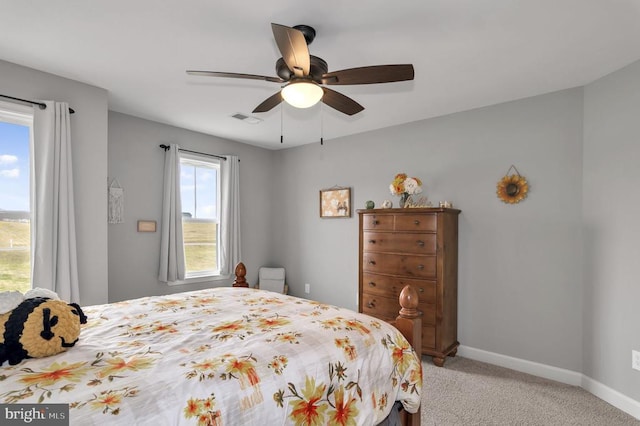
xmin=403 ymin=177 xmax=423 ymax=195
xmin=389 ymin=173 xmax=423 ymax=196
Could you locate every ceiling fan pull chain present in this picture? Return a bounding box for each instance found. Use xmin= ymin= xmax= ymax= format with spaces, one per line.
xmin=320 ymin=103 xmax=324 ymax=146
xmin=280 ymin=102 xmax=284 ymax=144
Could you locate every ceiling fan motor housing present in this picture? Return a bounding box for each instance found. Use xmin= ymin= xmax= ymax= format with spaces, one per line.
xmin=292 ymin=24 xmax=316 ymax=45
xmin=276 ymin=55 xmax=328 ymax=82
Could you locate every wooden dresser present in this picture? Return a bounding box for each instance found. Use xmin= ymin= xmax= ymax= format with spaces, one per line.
xmin=358 ymin=207 xmax=460 ymax=366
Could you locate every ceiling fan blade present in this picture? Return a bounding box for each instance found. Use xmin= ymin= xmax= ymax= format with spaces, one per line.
xmin=186 ymin=70 xmax=283 ymax=83
xmin=322 ymin=64 xmax=414 ymax=85
xmin=321 ymin=87 xmax=364 ymax=116
xmin=271 ymin=23 xmax=310 ymax=77
xmin=252 ymin=92 xmax=283 ymax=113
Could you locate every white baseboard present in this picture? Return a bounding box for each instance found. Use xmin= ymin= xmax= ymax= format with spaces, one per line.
xmin=458 ymin=345 xmax=640 ymax=420
xmin=581 ymin=375 xmax=640 ymax=420
xmin=457 ymin=346 xmax=582 ymax=385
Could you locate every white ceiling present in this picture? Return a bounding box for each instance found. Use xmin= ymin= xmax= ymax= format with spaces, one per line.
xmin=2 ymin=1 xmax=640 ymax=150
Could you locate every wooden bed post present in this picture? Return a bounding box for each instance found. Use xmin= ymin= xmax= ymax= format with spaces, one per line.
xmin=395 ymin=285 xmax=422 ymax=426
xmin=232 ymin=262 xmax=249 ymax=287
xmin=396 ymin=285 xmax=422 ymax=350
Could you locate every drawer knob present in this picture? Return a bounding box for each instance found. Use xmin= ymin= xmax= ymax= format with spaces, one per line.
xmin=417 ymin=240 xmax=425 ymax=247
xmin=419 ymin=287 xmax=424 ymax=293
xmin=368 ymin=239 xmax=376 ymax=244
xmin=417 ymin=264 xmax=424 ymax=270
xmin=367 ymin=300 xmax=376 ymax=308
xmin=368 ymin=282 xmax=376 ymax=287
xmin=414 ymin=220 xmax=420 ymax=225
xmin=368 ymin=260 xmax=376 ymax=265
xmin=371 ymin=220 xmax=379 ymax=225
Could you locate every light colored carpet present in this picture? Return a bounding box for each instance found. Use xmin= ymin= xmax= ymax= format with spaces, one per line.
xmin=420 ymin=355 xmax=639 ymax=425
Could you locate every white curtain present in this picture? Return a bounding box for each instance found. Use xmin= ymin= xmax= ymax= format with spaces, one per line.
xmin=219 ymin=155 xmax=241 ymax=277
xmin=32 ymin=101 xmax=80 ymax=302
xmin=158 ymin=144 xmax=185 ymax=282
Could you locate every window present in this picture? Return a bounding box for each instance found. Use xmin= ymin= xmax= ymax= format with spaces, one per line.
xmin=180 ymin=152 xmax=220 ymax=278
xmin=0 ymin=101 xmax=34 ymax=293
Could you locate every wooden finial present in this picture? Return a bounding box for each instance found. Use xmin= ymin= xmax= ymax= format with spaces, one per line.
xmin=399 ymin=285 xmax=419 ymax=318
xmin=232 ymin=262 xmax=248 ymax=287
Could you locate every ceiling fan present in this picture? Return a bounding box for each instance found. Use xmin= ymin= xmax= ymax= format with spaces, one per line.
xmin=186 ymin=23 xmax=414 ymax=116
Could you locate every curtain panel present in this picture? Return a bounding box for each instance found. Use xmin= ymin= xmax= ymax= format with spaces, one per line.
xmin=32 ymin=101 xmax=80 ymax=302
xmin=219 ymin=155 xmax=241 ymax=277
xmin=158 ymin=143 xmax=185 ymax=282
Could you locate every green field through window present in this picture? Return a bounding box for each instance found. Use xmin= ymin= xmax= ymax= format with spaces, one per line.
xmin=0 ymin=221 xmax=30 ymax=292
xmin=183 ymin=220 xmax=217 ymax=274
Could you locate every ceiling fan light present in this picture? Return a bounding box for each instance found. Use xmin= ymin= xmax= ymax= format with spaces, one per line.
xmin=281 ymin=81 xmax=323 ymax=108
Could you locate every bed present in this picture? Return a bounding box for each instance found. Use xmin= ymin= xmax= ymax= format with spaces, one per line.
xmin=1 ymin=263 xmax=422 ymax=425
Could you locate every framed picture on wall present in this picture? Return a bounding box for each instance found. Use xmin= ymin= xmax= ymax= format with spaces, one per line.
xmin=137 ymin=220 xmax=157 ymax=232
xmin=320 ymin=186 xmax=351 ymax=218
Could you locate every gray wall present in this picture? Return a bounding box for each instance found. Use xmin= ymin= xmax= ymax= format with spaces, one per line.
xmin=272 ymin=88 xmax=585 ymax=372
xmin=583 ymin=60 xmax=640 ymax=401
xmin=107 ymin=112 xmax=275 ymax=302
xmin=0 ymin=60 xmax=108 ymax=305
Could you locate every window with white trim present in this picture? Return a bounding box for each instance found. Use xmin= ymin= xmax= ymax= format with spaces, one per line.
xmin=180 ymin=152 xmax=221 ymax=278
xmin=0 ymin=101 xmax=34 ymax=292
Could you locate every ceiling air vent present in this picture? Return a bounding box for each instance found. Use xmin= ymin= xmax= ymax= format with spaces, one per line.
xmin=231 ymin=113 xmax=262 ymax=124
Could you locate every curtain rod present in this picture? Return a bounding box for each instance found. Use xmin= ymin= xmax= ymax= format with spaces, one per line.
xmin=0 ymin=94 xmax=75 ymax=114
xmin=159 ymin=144 xmax=228 ymax=161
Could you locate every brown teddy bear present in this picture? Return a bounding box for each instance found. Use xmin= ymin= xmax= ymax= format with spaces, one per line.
xmin=0 ymin=289 xmax=87 ymax=366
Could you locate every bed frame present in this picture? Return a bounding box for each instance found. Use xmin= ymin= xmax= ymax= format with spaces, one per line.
xmin=232 ymin=262 xmax=422 ymax=426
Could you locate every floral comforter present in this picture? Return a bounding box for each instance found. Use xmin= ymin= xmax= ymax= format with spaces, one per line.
xmin=0 ymin=287 xmax=422 ymax=425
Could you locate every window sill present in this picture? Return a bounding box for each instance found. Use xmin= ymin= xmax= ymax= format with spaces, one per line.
xmin=166 ymin=272 xmax=231 ymax=286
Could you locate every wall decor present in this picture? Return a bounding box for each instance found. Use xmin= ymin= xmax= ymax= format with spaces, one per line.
xmin=137 ymin=220 xmax=157 ymax=232
xmin=497 ymin=165 xmax=529 ymax=204
xmin=320 ymin=186 xmax=351 ymax=218
xmin=108 ymin=178 xmax=124 ymax=224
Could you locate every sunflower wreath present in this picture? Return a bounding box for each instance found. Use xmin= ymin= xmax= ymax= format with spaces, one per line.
xmin=496 ymin=165 xmax=529 ymax=204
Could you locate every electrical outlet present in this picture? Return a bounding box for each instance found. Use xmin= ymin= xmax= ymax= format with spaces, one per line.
xmin=305 ymin=283 xmax=310 ymax=294
xmin=633 ymin=350 xmax=640 ymax=371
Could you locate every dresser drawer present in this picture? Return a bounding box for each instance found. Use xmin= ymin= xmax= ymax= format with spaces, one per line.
xmin=394 ymin=214 xmax=437 ymax=232
xmin=362 ymin=273 xmax=436 ymax=304
xmin=362 ymin=290 xmax=436 ymax=326
xmin=363 ymin=232 xmax=436 ymax=254
xmin=362 ymin=214 xmax=394 ymax=231
xmin=361 ymin=293 xmax=400 ymax=320
xmin=422 ymin=325 xmax=436 ymax=349
xmin=363 ymin=253 xmax=436 ymax=279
